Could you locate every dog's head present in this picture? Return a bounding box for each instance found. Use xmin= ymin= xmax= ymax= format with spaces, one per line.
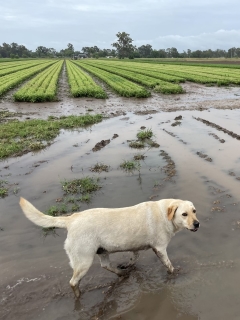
xmin=167 ymin=200 xmax=199 ymax=232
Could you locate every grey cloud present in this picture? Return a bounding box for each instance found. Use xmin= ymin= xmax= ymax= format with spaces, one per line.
xmin=1 ymin=0 xmax=240 ymax=51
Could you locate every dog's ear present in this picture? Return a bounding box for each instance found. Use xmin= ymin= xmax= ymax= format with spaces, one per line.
xmin=167 ymin=205 xmax=178 ymax=221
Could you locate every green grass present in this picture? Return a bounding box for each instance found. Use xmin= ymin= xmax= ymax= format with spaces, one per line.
xmin=120 ymin=160 xmax=140 ymax=172
xmin=61 ymin=177 xmax=100 ymax=194
xmin=42 ymin=176 xmax=101 ymax=237
xmin=78 ymin=194 xmax=91 ymax=203
xmin=0 ymin=180 xmax=8 ymax=197
xmin=137 ymin=128 xmax=153 ymax=140
xmin=0 ymin=114 xmax=102 ymax=159
xmin=0 ymin=187 xmax=8 ymax=197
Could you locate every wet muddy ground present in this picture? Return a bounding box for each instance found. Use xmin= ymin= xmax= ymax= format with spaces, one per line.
xmin=1 ymin=81 xmax=240 ymax=319
xmin=1 ymin=62 xmax=240 ymax=119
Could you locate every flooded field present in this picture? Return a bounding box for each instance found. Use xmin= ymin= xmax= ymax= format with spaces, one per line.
xmin=1 ymin=85 xmax=240 ymax=319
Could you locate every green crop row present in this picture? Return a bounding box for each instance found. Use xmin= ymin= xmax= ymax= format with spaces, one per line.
xmin=137 ymin=64 xmax=226 ymax=84
xmin=90 ymin=60 xmax=186 ymax=83
xmin=124 ymin=59 xmax=240 ymax=69
xmin=155 ymin=65 xmax=240 ymax=84
xmin=0 ymin=61 xmax=56 ymax=96
xmin=77 ymin=62 xmax=150 ymax=98
xmin=66 ymin=60 xmax=107 ymax=98
xmin=93 ymin=60 xmax=240 ymax=86
xmin=161 ymin=64 xmax=240 ymax=80
xmin=133 ymin=63 xmax=240 ymax=85
xmin=14 ymin=60 xmax=63 ymax=102
xmin=0 ymin=60 xmax=50 ymax=77
xmin=83 ymin=61 xmax=184 ymax=94
xmin=0 ymin=59 xmax=39 ymax=70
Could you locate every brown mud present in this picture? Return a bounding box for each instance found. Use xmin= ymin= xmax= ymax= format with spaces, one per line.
xmin=1 ymin=85 xmax=240 ymax=319
xmin=1 ymin=81 xmax=240 ymax=120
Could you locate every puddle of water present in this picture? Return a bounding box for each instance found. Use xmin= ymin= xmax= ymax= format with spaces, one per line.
xmin=1 ymin=110 xmax=240 ymax=320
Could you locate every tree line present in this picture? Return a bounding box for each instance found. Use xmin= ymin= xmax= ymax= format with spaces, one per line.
xmin=1 ymin=32 xmax=240 ymax=59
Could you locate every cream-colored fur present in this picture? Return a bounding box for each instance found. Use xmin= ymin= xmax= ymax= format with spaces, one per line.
xmin=19 ymin=197 xmax=199 ymax=299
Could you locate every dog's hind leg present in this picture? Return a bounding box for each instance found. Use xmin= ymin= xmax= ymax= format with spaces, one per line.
xmin=118 ymin=251 xmax=140 ymax=270
xmin=98 ymin=252 xmax=128 ymax=276
xmin=69 ymin=257 xmax=94 ymax=299
xmin=129 ymin=251 xmax=139 ymax=266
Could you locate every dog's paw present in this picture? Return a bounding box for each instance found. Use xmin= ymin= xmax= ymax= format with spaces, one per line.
xmin=166 ymin=267 xmax=181 ymax=280
xmin=117 ymin=263 xmax=129 ymax=270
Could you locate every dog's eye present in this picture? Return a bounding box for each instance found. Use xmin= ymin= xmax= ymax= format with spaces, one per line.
xmin=182 ymin=213 xmax=188 ymax=216
xmin=193 ymin=209 xmax=196 ymax=213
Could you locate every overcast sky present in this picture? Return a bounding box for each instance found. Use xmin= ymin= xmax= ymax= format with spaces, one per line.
xmin=1 ymin=0 xmax=240 ymax=52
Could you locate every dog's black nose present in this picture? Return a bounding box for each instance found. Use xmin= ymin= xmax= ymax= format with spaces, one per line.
xmin=193 ymin=221 xmax=199 ymax=228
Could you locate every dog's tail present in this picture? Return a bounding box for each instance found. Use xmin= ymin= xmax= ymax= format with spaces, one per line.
xmin=19 ymin=197 xmax=68 ymax=229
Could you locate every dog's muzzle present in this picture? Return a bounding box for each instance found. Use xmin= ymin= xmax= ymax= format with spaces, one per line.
xmin=190 ymin=221 xmax=200 ymax=232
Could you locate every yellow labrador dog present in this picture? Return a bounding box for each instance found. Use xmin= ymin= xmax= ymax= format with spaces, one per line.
xmin=20 ymin=197 xmax=199 ymax=299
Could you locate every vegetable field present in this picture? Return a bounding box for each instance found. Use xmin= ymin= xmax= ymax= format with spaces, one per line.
xmin=0 ymin=59 xmax=240 ymax=102
xmin=14 ymin=60 xmax=63 ymax=102
xmin=66 ymin=60 xmax=107 ymax=98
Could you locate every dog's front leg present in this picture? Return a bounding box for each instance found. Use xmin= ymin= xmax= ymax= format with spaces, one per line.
xmin=152 ymin=247 xmax=174 ymax=274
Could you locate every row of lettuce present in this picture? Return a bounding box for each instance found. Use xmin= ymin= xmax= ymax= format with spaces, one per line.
xmin=1 ymin=59 xmax=240 ymax=101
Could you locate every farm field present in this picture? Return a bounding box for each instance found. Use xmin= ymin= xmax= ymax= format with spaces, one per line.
xmin=1 ymin=58 xmax=240 ymax=320
xmin=66 ymin=60 xmax=107 ymax=98
xmin=0 ymin=60 xmax=56 ymax=97
xmin=14 ymin=60 xmax=64 ymax=102
xmin=0 ymin=59 xmax=240 ymax=101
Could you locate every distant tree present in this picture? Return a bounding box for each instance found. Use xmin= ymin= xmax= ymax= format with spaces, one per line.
xmin=112 ymin=32 xmax=135 ymax=58
xmin=67 ymin=43 xmax=74 ymax=52
xmin=36 ymin=46 xmax=48 ymax=57
xmin=180 ymin=51 xmax=188 ymax=58
xmin=191 ymin=50 xmax=203 ymax=58
xmin=82 ymin=46 xmax=100 ymax=57
xmin=151 ymin=49 xmax=160 ymax=58
xmin=158 ymin=49 xmax=167 ymax=58
xmin=138 ymin=44 xmax=153 ymax=58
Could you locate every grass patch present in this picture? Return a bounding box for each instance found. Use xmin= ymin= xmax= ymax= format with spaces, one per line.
xmin=78 ymin=194 xmax=91 ymax=203
xmin=0 ymin=114 xmax=102 ymax=159
xmin=133 ymin=153 xmax=146 ymax=160
xmin=0 ymin=187 xmax=8 ymax=197
xmin=0 ymin=180 xmax=8 ymax=198
xmin=129 ymin=140 xmax=145 ymax=149
xmin=137 ymin=128 xmax=153 ymax=140
xmin=90 ymin=162 xmax=109 ymax=173
xmin=61 ymin=177 xmax=100 ymax=194
xmin=42 ymin=176 xmax=101 ymax=237
xmin=120 ymin=160 xmax=140 ymax=173
xmin=129 ymin=129 xmax=159 ymax=149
